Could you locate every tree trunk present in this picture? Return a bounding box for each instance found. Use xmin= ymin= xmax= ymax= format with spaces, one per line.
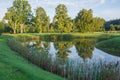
xmin=13 ymin=23 xmax=16 ymax=34
xmin=13 ymin=29 xmax=16 ymax=34
xmin=20 ymin=24 xmax=24 ymax=33
xmin=39 ymin=25 xmax=42 ymax=33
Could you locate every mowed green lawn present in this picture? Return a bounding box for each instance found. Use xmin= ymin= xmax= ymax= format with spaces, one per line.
xmin=0 ymin=34 xmax=65 ymax=80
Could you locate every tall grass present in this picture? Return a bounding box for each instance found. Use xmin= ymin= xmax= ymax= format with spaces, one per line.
xmin=8 ymin=38 xmax=120 ymax=80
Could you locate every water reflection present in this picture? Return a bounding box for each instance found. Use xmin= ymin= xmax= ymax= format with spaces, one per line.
xmin=54 ymin=42 xmax=73 ymax=59
xmin=24 ymin=37 xmax=96 ymax=60
xmin=21 ymin=36 xmax=120 ymax=63
xmin=74 ymin=39 xmax=96 ymax=59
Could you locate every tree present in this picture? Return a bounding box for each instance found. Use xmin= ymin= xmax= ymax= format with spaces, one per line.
xmin=4 ymin=7 xmax=18 ymax=34
xmin=15 ymin=0 xmax=31 ymax=33
xmin=0 ymin=21 xmax=4 ymax=35
xmin=104 ymin=19 xmax=120 ymax=31
xmin=52 ymin=4 xmax=73 ymax=33
xmin=35 ymin=7 xmax=50 ymax=33
xmin=93 ymin=17 xmax=105 ymax=31
xmin=75 ymin=9 xmax=93 ymax=32
xmin=25 ymin=13 xmax=36 ymax=33
xmin=110 ymin=24 xmax=115 ymax=31
xmin=75 ymin=9 xmax=105 ymax=32
xmin=4 ymin=0 xmax=31 ymax=33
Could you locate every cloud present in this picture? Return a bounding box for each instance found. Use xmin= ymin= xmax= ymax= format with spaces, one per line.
xmin=100 ymin=0 xmax=106 ymax=4
xmin=30 ymin=0 xmax=102 ymax=9
xmin=102 ymin=9 xmax=120 ymax=20
xmin=94 ymin=8 xmax=120 ymax=21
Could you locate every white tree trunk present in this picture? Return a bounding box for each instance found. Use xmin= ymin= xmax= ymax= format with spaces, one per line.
xmin=20 ymin=24 xmax=24 ymax=33
xmin=13 ymin=23 xmax=16 ymax=34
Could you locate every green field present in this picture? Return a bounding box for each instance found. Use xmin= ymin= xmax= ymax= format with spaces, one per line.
xmin=0 ymin=35 xmax=65 ymax=80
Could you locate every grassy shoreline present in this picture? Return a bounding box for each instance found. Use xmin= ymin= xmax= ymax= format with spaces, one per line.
xmin=96 ymin=37 xmax=120 ymax=56
xmin=0 ymin=34 xmax=65 ymax=80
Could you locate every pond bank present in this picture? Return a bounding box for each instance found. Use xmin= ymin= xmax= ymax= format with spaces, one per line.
xmin=0 ymin=35 xmax=65 ymax=80
xmin=96 ymin=37 xmax=120 ymax=56
xmin=93 ymin=48 xmax=120 ymax=62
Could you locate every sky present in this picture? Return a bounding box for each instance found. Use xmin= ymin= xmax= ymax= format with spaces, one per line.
xmin=0 ymin=0 xmax=120 ymax=21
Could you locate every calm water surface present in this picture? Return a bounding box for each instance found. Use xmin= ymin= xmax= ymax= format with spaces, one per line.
xmin=21 ymin=36 xmax=120 ymax=64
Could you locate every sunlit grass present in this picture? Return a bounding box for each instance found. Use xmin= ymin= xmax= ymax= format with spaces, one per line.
xmin=0 ymin=35 xmax=65 ymax=80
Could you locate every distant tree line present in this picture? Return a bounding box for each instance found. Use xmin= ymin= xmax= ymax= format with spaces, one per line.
xmin=0 ymin=0 xmax=105 ymax=34
xmin=105 ymin=19 xmax=120 ymax=31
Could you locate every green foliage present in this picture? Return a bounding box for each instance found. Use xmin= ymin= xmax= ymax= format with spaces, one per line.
xmin=4 ymin=0 xmax=31 ymax=33
xmin=75 ymin=9 xmax=105 ymax=32
xmin=3 ymin=1 xmax=106 ymax=33
xmin=4 ymin=7 xmax=18 ymax=34
xmin=0 ymin=21 xmax=4 ymax=35
xmin=75 ymin=9 xmax=93 ymax=32
xmin=110 ymin=24 xmax=115 ymax=31
xmin=93 ymin=17 xmax=105 ymax=31
xmin=105 ymin=19 xmax=120 ymax=31
xmin=52 ymin=4 xmax=73 ymax=33
xmin=4 ymin=23 xmax=13 ymax=33
xmin=35 ymin=7 xmax=50 ymax=33
xmin=109 ymin=24 xmax=120 ymax=31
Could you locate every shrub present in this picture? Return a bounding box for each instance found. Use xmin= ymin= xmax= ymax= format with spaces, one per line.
xmin=0 ymin=21 xmax=4 ymax=35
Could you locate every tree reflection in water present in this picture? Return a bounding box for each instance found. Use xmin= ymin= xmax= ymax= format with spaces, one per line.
xmin=54 ymin=42 xmax=73 ymax=59
xmin=27 ymin=37 xmax=96 ymax=60
xmin=74 ymin=39 xmax=96 ymax=59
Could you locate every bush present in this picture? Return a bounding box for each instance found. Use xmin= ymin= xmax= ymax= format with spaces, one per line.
xmin=0 ymin=21 xmax=4 ymax=35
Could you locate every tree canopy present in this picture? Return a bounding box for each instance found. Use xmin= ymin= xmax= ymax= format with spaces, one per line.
xmin=52 ymin=4 xmax=73 ymax=33
xmin=75 ymin=9 xmax=105 ymax=32
xmin=35 ymin=7 xmax=50 ymax=33
xmin=4 ymin=0 xmax=31 ymax=33
xmin=3 ymin=1 xmax=106 ymax=33
xmin=105 ymin=19 xmax=120 ymax=31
